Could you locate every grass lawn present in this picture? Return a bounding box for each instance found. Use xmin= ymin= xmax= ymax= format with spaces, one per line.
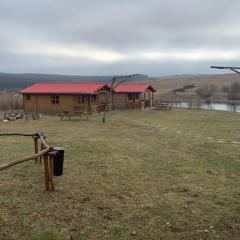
xmin=0 ymin=109 xmax=240 ymax=240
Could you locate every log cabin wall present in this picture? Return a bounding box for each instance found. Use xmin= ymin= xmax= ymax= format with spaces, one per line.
xmin=23 ymin=94 xmax=98 ymax=113
xmin=23 ymin=94 xmax=75 ymax=113
xmin=21 ymin=82 xmax=156 ymax=113
xmin=113 ymin=93 xmax=126 ymax=109
xmin=23 ymin=90 xmax=154 ymax=113
xmin=113 ymin=93 xmax=141 ymax=109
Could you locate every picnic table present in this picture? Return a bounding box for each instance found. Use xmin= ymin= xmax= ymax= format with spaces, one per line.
xmin=59 ymin=110 xmax=89 ymax=120
xmin=155 ymin=103 xmax=172 ymax=111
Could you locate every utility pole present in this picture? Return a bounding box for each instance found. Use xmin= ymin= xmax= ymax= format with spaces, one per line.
xmin=102 ymin=74 xmax=141 ymax=124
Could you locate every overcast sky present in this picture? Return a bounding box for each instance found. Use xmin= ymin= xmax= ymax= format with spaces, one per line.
xmin=0 ymin=0 xmax=240 ymax=76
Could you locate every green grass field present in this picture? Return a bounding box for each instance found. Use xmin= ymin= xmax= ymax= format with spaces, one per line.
xmin=0 ymin=109 xmax=240 ymax=240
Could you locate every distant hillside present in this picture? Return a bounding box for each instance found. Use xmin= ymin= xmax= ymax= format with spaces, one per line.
xmin=1 ymin=72 xmax=240 ymax=98
xmin=149 ymin=73 xmax=240 ymax=94
xmin=0 ymin=72 xmax=149 ymax=89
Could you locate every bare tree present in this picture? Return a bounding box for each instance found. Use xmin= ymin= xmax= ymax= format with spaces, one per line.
xmin=222 ymin=85 xmax=229 ymax=93
xmin=222 ymin=82 xmax=240 ymax=100
xmin=211 ymin=65 xmax=240 ymax=100
xmin=102 ymin=74 xmax=140 ymax=124
xmin=195 ymin=84 xmax=217 ymax=100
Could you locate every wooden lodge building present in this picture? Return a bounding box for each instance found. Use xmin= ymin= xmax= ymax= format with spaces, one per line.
xmin=21 ymin=82 xmax=156 ymax=114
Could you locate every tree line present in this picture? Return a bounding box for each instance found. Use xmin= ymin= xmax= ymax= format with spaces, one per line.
xmin=222 ymin=82 xmax=240 ymax=100
xmin=196 ymin=82 xmax=240 ymax=101
xmin=173 ymin=81 xmax=240 ymax=101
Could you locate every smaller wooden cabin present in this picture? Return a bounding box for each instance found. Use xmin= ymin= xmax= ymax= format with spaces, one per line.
xmin=112 ymin=83 xmax=156 ymax=109
xmin=21 ymin=82 xmax=156 ymax=114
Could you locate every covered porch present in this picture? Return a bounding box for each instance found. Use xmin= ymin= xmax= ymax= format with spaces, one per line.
xmin=72 ymin=85 xmax=114 ymax=114
xmin=142 ymin=90 xmax=155 ymax=108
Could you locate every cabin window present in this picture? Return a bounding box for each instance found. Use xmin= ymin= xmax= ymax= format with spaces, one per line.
xmin=128 ymin=93 xmax=139 ymax=101
xmin=92 ymin=95 xmax=97 ymax=103
xmin=78 ymin=95 xmax=86 ymax=104
xmin=26 ymin=94 xmax=31 ymax=100
xmin=51 ymin=95 xmax=59 ymax=104
xmin=135 ymin=93 xmax=139 ymax=100
xmin=128 ymin=93 xmax=134 ymax=101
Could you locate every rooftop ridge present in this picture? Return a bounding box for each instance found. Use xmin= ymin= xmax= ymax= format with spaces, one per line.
xmin=31 ymin=82 xmax=151 ymax=85
xmin=32 ymin=82 xmax=108 ymax=84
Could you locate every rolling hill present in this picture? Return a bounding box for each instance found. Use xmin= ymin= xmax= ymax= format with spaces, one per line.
xmin=0 ymin=72 xmax=240 ymax=100
xmin=0 ymin=72 xmax=148 ymax=89
xmin=149 ymin=73 xmax=240 ymax=95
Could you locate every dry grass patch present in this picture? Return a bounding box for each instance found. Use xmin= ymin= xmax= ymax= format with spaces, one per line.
xmin=0 ymin=109 xmax=240 ymax=239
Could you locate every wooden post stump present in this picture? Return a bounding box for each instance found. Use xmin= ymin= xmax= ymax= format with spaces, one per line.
xmin=43 ymin=153 xmax=55 ymax=191
xmin=33 ymin=136 xmax=39 ymax=163
xmin=44 ymin=154 xmax=50 ymax=191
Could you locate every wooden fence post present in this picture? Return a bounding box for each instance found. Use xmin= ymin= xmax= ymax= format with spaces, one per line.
xmin=39 ymin=142 xmax=44 ymax=164
xmin=44 ymin=154 xmax=50 ymax=191
xmin=0 ymin=133 xmax=58 ymax=192
xmin=43 ymin=153 xmax=55 ymax=191
xmin=33 ymin=136 xmax=39 ymax=163
xmin=49 ymin=155 xmax=55 ymax=191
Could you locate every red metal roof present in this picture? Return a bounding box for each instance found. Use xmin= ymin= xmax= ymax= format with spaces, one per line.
xmin=20 ymin=83 xmax=109 ymax=94
xmin=112 ymin=83 xmax=156 ymax=93
xmin=21 ymin=82 xmax=156 ymax=94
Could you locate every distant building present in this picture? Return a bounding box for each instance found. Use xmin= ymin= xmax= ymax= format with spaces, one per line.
xmin=20 ymin=82 xmax=156 ymax=114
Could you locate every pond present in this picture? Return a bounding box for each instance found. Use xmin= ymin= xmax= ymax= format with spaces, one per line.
xmin=168 ymin=102 xmax=240 ymax=113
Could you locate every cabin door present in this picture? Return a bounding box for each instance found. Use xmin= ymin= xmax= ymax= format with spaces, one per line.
xmin=99 ymin=92 xmax=108 ymax=104
xmin=74 ymin=95 xmax=89 ymax=110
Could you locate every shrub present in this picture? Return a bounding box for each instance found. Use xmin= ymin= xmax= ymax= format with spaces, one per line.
xmin=183 ymin=84 xmax=195 ymax=89
xmin=222 ymin=85 xmax=229 ymax=93
xmin=111 ymin=224 xmax=123 ymax=235
xmin=0 ymin=93 xmax=23 ymax=110
xmin=222 ymin=82 xmax=240 ymax=100
xmin=195 ymin=84 xmax=217 ymax=99
xmin=173 ymin=88 xmax=185 ymax=93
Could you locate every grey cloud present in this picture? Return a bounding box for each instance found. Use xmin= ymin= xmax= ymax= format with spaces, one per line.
xmin=0 ymin=0 xmax=240 ymax=75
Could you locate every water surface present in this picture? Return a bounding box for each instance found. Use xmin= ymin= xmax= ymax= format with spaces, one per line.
xmin=169 ymin=102 xmax=240 ymax=113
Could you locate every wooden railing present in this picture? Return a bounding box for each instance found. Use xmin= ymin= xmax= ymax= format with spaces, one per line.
xmin=0 ymin=133 xmax=57 ymax=191
xmin=97 ymin=103 xmax=114 ymax=112
xmin=73 ymin=104 xmax=105 ymax=115
xmin=60 ymin=103 xmax=114 ymax=120
xmin=126 ymin=101 xmax=141 ymax=109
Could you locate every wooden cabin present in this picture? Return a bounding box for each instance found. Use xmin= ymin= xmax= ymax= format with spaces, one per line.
xmin=112 ymin=83 xmax=156 ymax=109
xmin=21 ymin=83 xmax=111 ymax=114
xmin=21 ymin=82 xmax=156 ymax=114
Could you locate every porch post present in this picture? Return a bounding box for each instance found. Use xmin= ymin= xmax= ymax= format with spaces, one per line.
xmin=106 ymin=91 xmax=109 ymax=110
xmin=143 ymin=92 xmax=146 ymax=109
xmin=97 ymin=93 xmax=100 ymax=113
xmin=152 ymin=91 xmax=154 ymax=107
xmin=89 ymin=95 xmax=92 ymax=115
xmin=125 ymin=93 xmax=128 ymax=109
xmin=111 ymin=92 xmax=114 ymax=110
xmin=149 ymin=91 xmax=152 ymax=108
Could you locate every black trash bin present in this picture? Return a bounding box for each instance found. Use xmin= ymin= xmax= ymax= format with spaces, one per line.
xmin=53 ymin=147 xmax=64 ymax=176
